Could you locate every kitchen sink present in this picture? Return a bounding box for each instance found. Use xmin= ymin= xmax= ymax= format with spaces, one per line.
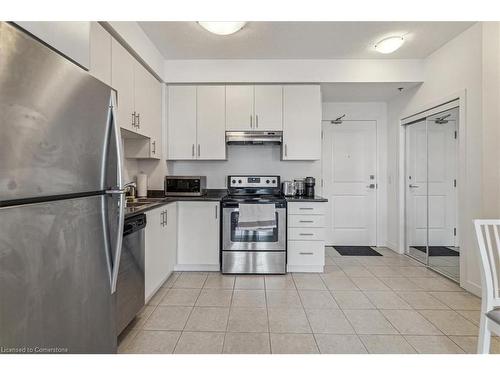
xmin=125 ymin=202 xmax=149 ymax=208
xmin=125 ymin=197 xmax=166 ymax=209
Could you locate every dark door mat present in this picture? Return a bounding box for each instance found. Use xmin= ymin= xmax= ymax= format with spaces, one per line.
xmin=412 ymin=246 xmax=459 ymax=256
xmin=333 ymin=246 xmax=382 ymax=256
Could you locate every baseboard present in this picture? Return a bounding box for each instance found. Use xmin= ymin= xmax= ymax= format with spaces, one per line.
xmin=461 ymin=279 xmax=481 ymax=297
xmin=145 ymin=272 xmax=172 ymax=304
xmin=287 ymin=265 xmax=324 ymax=273
xmin=174 ymin=264 xmax=220 ymax=272
xmin=385 ymin=241 xmax=403 ymax=254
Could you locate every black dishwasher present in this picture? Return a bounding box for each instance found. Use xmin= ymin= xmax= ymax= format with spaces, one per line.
xmin=116 ymin=213 xmax=146 ymax=335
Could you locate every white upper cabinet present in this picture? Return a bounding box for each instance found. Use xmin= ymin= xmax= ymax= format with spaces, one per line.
xmin=167 ymin=86 xmax=197 ymax=159
xmin=282 ymin=85 xmax=322 ymax=160
xmin=226 ymin=85 xmax=283 ymax=131
xmin=197 ymin=86 xmax=226 ymax=160
xmin=124 ymin=62 xmax=162 ymax=160
xmin=111 ymin=39 xmax=135 ymax=132
xmin=134 ymin=62 xmax=162 ymax=142
xmin=226 ymin=85 xmax=254 ymax=131
xmin=89 ymin=22 xmax=111 ymax=85
xmin=16 ymin=22 xmax=90 ymax=69
xmin=254 ymin=85 xmax=283 ymax=131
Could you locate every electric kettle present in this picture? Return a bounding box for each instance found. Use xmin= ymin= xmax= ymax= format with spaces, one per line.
xmin=281 ymin=181 xmax=296 ymax=196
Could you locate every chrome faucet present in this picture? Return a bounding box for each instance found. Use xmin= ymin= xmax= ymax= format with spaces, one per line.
xmin=124 ymin=182 xmax=137 ymax=200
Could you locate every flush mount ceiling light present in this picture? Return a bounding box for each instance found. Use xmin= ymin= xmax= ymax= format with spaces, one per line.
xmin=374 ymin=36 xmax=405 ymax=54
xmin=197 ymin=21 xmax=246 ymax=35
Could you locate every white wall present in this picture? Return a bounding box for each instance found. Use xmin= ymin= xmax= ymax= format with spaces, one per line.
xmin=164 ymin=59 xmax=424 ymax=84
xmin=167 ymin=101 xmax=389 ymax=247
xmin=322 ymin=102 xmax=388 ymax=247
xmin=169 ymin=145 xmax=321 ymax=190
xmin=386 ymin=22 xmax=500 ymax=295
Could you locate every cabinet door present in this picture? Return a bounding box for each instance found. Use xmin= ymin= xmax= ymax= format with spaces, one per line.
xmin=89 ymin=22 xmax=111 ymax=85
xmin=283 ymin=85 xmax=322 ymax=160
xmin=150 ymin=78 xmax=162 ymax=159
xmin=164 ymin=202 xmax=177 ymax=277
xmin=111 ymin=39 xmax=135 ymax=132
xmin=197 ymin=86 xmax=226 ymax=160
xmin=177 ymin=202 xmax=220 ymax=267
xmin=134 ymin=62 xmax=162 ymax=159
xmin=167 ymin=86 xmax=197 ymax=160
xmin=226 ymin=85 xmax=254 ymax=131
xmin=254 ymin=85 xmax=283 ymax=131
xmin=145 ymin=207 xmax=167 ymax=302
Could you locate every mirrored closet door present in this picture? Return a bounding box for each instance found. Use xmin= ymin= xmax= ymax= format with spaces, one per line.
xmin=404 ymin=107 xmax=459 ymax=282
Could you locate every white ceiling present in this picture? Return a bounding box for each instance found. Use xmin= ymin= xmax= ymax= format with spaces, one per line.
xmin=139 ymin=21 xmax=474 ymax=60
xmin=321 ymin=82 xmax=421 ymax=102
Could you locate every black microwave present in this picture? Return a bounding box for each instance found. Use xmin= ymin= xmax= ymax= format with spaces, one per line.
xmin=164 ymin=176 xmax=207 ymax=196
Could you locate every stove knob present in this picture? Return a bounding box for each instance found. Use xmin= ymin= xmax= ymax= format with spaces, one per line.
xmin=266 ymin=179 xmax=270 ymax=184
xmin=232 ymin=179 xmax=236 ymax=184
xmin=272 ymin=179 xmax=276 ymax=184
xmin=238 ymin=179 xmax=242 ymax=184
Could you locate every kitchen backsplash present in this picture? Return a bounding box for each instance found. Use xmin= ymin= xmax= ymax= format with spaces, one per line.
xmin=168 ymin=144 xmax=322 ymax=192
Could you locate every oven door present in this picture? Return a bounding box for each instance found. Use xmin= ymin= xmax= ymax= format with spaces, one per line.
xmin=222 ymin=205 xmax=286 ymax=251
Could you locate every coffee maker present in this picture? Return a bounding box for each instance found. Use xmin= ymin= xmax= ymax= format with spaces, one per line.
xmin=305 ymin=177 xmax=316 ymax=198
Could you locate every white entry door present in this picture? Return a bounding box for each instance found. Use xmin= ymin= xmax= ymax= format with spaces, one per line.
xmin=322 ymin=120 xmax=377 ymax=246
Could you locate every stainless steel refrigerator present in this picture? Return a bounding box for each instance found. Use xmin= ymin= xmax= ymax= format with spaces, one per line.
xmin=0 ymin=22 xmax=125 ymax=353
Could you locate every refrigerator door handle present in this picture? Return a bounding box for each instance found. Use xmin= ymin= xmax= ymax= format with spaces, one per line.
xmin=110 ymin=93 xmax=124 ymax=191
xmin=107 ymin=92 xmax=126 ymax=294
xmin=110 ymin=191 xmax=125 ymax=294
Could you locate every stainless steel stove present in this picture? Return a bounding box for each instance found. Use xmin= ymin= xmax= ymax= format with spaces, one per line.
xmin=221 ymin=175 xmax=286 ymax=274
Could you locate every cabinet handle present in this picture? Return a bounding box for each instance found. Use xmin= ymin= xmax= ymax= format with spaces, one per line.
xmin=136 ymin=113 xmax=140 ymax=128
xmin=132 ymin=112 xmax=136 ymax=127
xmin=299 ymin=220 xmax=314 ymax=223
xmin=152 ymin=141 xmax=156 ymax=154
xmin=215 ymin=205 xmax=218 ymax=219
xmin=192 ymin=144 xmax=195 ymax=157
xmin=165 ymin=210 xmax=168 ymax=226
xmin=284 ymin=144 xmax=288 ymax=157
xmin=198 ymin=144 xmax=200 ymax=157
xmin=299 ymin=207 xmax=314 ymax=210
xmin=299 ymin=252 xmax=314 ymax=255
xmin=160 ymin=211 xmax=164 ymax=227
xmin=299 ymin=233 xmax=314 ymax=236
xmin=256 ymin=114 xmax=259 ymax=128
xmin=250 ymin=115 xmax=253 ymax=128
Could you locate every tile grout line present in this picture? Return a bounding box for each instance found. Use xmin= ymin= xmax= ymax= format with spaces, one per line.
xmin=171 ymin=272 xmax=206 ymax=353
xmin=293 ymin=274 xmax=320 ymax=354
xmin=221 ymin=277 xmax=236 ymax=354
xmin=122 ymin=272 xmax=180 ymax=353
xmin=263 ymin=276 xmax=272 ymax=354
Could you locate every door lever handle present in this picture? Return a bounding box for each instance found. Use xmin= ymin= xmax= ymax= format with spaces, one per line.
xmin=409 ymin=184 xmax=420 ymax=188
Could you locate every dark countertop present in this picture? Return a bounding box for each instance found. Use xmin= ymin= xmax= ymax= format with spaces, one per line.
xmin=125 ymin=190 xmax=328 ymax=218
xmin=125 ymin=189 xmax=227 ymax=218
xmin=285 ymin=195 xmax=328 ymax=202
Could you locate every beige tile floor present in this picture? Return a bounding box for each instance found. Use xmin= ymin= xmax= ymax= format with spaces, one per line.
xmin=118 ymin=246 xmax=500 ymax=354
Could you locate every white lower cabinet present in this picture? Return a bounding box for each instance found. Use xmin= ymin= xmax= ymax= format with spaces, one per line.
xmin=176 ymin=201 xmax=220 ymax=271
xmin=144 ymin=203 xmax=177 ymax=302
xmin=287 ymin=201 xmax=326 ymax=272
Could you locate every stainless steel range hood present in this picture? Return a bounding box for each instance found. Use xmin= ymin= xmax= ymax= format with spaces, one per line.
xmin=226 ymin=131 xmax=282 ymax=145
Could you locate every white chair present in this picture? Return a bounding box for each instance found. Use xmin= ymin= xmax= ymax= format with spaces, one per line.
xmin=474 ymin=220 xmax=500 ymax=353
